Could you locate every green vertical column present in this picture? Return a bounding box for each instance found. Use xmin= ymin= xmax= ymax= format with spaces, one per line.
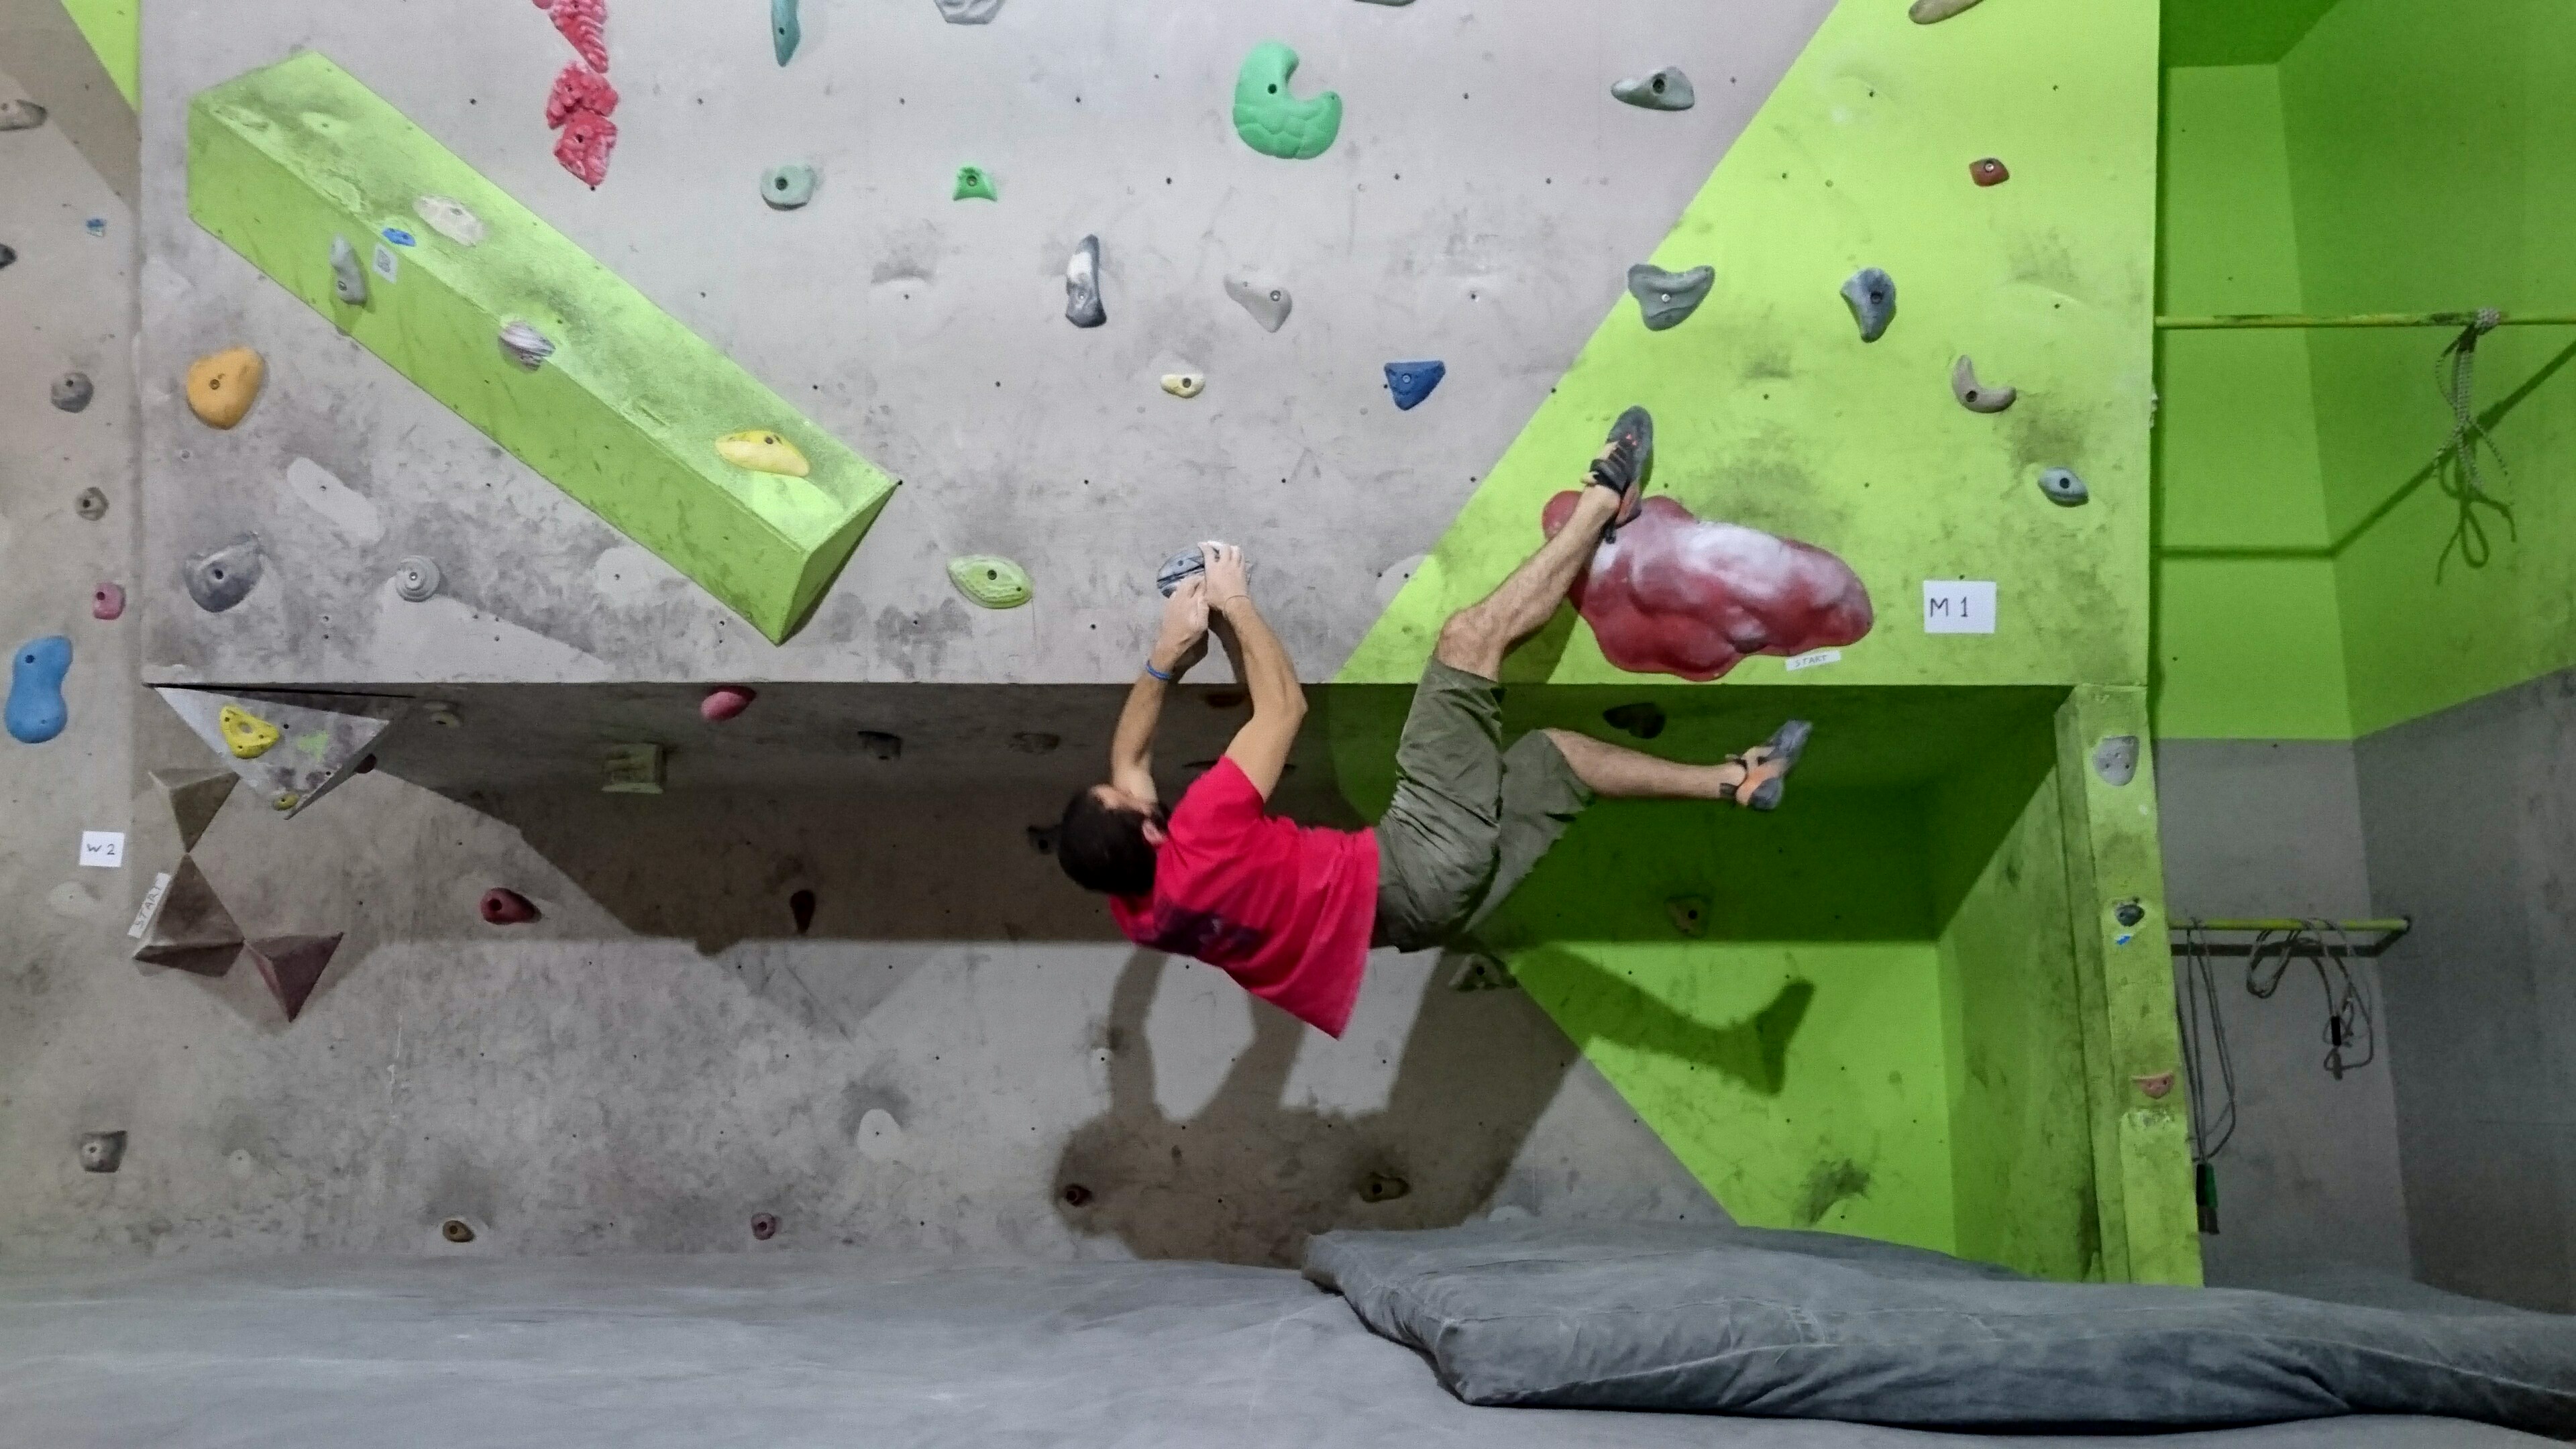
xmin=2053 ymin=685 xmax=2201 ymax=1285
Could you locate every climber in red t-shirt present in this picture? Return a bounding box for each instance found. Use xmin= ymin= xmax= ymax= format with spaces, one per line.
xmin=1056 ymin=407 xmax=1812 ymax=1037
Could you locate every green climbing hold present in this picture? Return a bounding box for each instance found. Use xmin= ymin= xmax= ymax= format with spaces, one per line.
xmin=947 ymin=555 xmax=1032 ymax=609
xmin=1232 ymin=42 xmax=1341 ymax=160
xmin=953 ymin=166 xmax=997 ymax=201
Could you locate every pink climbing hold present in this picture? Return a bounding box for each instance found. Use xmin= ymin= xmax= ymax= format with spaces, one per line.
xmin=91 ymin=584 xmax=124 ymax=621
xmin=701 ymin=686 xmax=757 ymax=722
xmin=1540 ymin=492 xmax=1875 ymax=683
xmin=554 ymin=111 xmax=618 ymax=190
xmin=480 ymin=888 xmax=540 ymax=925
xmin=545 ymin=62 xmax=619 ymax=129
xmin=547 ymin=0 xmax=610 ymax=74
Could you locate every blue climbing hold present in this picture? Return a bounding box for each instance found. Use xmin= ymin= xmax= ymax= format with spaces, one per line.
xmin=7 ymin=635 xmax=70 ymax=745
xmin=381 ymin=227 xmax=417 ymax=248
xmin=772 ymin=0 xmax=801 ymax=64
xmin=1385 ymin=360 xmax=1445 ymax=411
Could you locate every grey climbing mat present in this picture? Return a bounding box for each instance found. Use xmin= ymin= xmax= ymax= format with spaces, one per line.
xmin=1304 ymin=1219 xmax=2576 ymax=1435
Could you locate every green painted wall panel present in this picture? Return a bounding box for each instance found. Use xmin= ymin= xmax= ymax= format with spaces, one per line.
xmin=188 ymin=53 xmax=899 ymax=644
xmin=2279 ymin=0 xmax=2576 ymax=734
xmin=2153 ymin=556 xmax=2351 ymax=740
xmin=56 ymin=0 xmax=137 ymax=108
xmin=1342 ymin=0 xmax=2161 ymax=691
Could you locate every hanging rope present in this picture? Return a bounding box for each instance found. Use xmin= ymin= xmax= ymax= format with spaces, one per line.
xmin=2175 ymin=924 xmax=2239 ymax=1164
xmin=2244 ymin=920 xmax=2378 ymax=1080
xmin=2433 ymin=309 xmax=2517 ymax=578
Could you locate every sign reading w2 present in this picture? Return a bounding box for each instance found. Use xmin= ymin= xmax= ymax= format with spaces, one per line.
xmin=1923 ymin=580 xmax=1998 ymax=635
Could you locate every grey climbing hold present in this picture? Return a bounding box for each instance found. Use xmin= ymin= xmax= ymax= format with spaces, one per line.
xmin=1358 ymin=1172 xmax=1410 ymax=1203
xmin=79 ymin=1130 xmax=125 ymax=1173
xmin=331 ymin=235 xmax=368 ymax=304
xmin=933 ymin=0 xmax=1005 ymax=20
xmin=50 ymin=372 xmax=92 ymax=413
xmin=0 ymin=99 xmax=45 ymax=131
xmin=855 ymin=731 xmax=903 ymax=761
xmin=1841 ymin=268 xmax=1896 ymax=342
xmin=2039 ymin=467 xmax=2090 ymax=508
xmin=1909 ymin=0 xmax=1985 ymax=21
xmin=1225 ymin=274 xmax=1292 ymax=332
xmin=1612 ymin=67 xmax=1695 ymax=111
xmin=132 ymin=858 xmax=243 ymax=976
xmin=950 ymin=554 xmax=1033 ymax=608
xmin=0 ymin=244 xmax=15 ymax=269
xmin=1667 ymin=895 xmax=1711 ymax=938
xmin=1354 ymin=0 xmax=1413 ymax=5
xmin=1157 ymin=547 xmax=1204 ymax=598
xmin=498 ymin=321 xmax=555 ymax=371
xmin=247 ymin=934 xmax=342 ymax=1021
xmin=2092 ymin=735 xmax=2140 ymax=788
xmin=1449 ymin=954 xmax=1517 ymax=992
xmin=392 ymin=556 xmax=442 ymax=602
xmin=183 ymin=536 xmax=265 ymax=613
xmin=1627 ymin=264 xmax=1714 ymax=331
xmin=1026 ymin=825 xmax=1059 ymax=855
xmin=1065 ymin=235 xmax=1105 ymax=329
xmin=74 ymin=487 xmax=107 ymax=521
xmin=773 ymin=0 xmax=802 ymax=63
xmin=1009 ymin=731 xmax=1061 ymax=754
xmin=761 ymin=163 xmax=818 ymax=210
xmin=152 ymin=767 xmax=238 ymax=851
xmin=2113 ymin=900 xmax=2147 ymax=929
xmin=1951 ymin=355 xmax=2017 ymax=413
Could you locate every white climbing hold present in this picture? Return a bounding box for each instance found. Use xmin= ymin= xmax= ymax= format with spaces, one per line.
xmin=1160 ymin=372 xmax=1205 ymax=399
xmin=1909 ymin=0 xmax=1985 ymax=21
xmin=1612 ymin=68 xmax=1695 ymax=111
xmin=392 ymin=556 xmax=443 ymax=602
xmin=413 ymin=196 xmax=486 ymax=247
xmin=498 ymin=321 xmax=555 ymax=371
xmin=0 ymin=99 xmax=45 ymax=131
xmin=933 ymin=0 xmax=1004 ymax=20
xmin=330 ymin=236 xmax=368 ymax=305
xmin=1951 ymin=356 xmax=2017 ymax=413
xmin=1065 ymin=235 xmax=1105 ymax=328
xmin=1225 ymin=274 xmax=1292 ymax=332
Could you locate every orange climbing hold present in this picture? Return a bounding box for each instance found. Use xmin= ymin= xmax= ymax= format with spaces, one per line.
xmin=185 ymin=347 xmax=264 ymax=429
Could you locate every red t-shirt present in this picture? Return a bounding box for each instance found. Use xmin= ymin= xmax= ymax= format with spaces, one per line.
xmin=1110 ymin=759 xmax=1379 ymax=1037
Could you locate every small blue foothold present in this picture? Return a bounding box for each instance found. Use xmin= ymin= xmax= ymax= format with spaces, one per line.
xmin=7 ymin=636 xmax=71 ymax=745
xmin=1385 ymin=360 xmax=1446 ymax=411
xmin=382 ymin=227 xmax=417 ymax=248
xmin=83 ymin=217 xmax=105 ymax=237
xmin=773 ymin=0 xmax=802 ymax=64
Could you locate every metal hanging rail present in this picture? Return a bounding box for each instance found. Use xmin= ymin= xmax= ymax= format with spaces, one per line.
xmin=2156 ymin=311 xmax=2576 ymax=331
xmin=2167 ymin=918 xmax=2412 ymax=957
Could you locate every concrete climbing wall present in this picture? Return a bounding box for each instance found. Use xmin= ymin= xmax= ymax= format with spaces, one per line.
xmin=138 ymin=0 xmax=1833 ymax=686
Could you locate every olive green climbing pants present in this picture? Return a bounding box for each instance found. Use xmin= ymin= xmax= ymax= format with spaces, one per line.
xmin=1374 ymin=661 xmax=1595 ymax=952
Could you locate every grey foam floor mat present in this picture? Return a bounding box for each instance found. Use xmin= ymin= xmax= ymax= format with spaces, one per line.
xmin=0 ymin=1253 xmax=2548 ymax=1448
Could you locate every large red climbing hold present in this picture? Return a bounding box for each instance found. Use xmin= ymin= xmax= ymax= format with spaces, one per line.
xmin=1540 ymin=492 xmax=1874 ymax=682
xmin=480 ymin=888 xmax=540 ymax=925
xmin=547 ymin=0 xmax=610 ymax=74
xmin=545 ymin=62 xmax=619 ymax=129
xmin=553 ymin=111 xmax=618 ymax=189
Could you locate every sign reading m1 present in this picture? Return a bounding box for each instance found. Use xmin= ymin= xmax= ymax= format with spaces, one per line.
xmin=1923 ymin=580 xmax=1997 ymax=635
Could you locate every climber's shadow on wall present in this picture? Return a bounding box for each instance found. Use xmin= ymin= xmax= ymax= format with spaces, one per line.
xmin=1049 ymin=946 xmax=1806 ymax=1267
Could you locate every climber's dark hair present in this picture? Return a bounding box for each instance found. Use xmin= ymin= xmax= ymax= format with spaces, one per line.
xmin=1058 ymin=787 xmax=1161 ymax=896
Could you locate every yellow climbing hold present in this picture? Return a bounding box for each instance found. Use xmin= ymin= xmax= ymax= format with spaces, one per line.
xmin=219 ymin=704 xmax=282 ymax=759
xmin=186 ymin=347 xmax=265 ymax=429
xmin=716 ymin=430 xmax=811 ymax=477
xmin=1160 ymin=373 xmax=1205 ymax=399
xmin=271 ymin=792 xmax=301 ymax=812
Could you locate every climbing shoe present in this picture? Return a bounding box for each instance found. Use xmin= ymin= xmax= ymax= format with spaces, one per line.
xmin=1728 ymin=719 xmax=1812 ymax=812
xmin=1589 ymin=405 xmax=1654 ymax=538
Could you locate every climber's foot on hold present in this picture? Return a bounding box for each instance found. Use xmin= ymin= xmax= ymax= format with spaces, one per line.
xmin=1726 ymin=720 xmax=1812 ymax=812
xmin=1587 ymin=406 xmax=1654 ymax=539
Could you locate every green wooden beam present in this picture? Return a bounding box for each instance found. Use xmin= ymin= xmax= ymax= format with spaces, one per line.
xmin=188 ymin=52 xmax=897 ymax=643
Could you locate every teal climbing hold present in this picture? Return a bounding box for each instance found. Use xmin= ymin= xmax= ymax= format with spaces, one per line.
xmin=1385 ymin=360 xmax=1445 ymax=411
xmin=7 ymin=635 xmax=70 ymax=745
xmin=953 ymin=166 xmax=997 ymax=201
xmin=1232 ymin=42 xmax=1342 ymax=160
xmin=761 ymin=163 xmax=818 ymax=210
xmin=772 ymin=0 xmax=801 ymax=64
